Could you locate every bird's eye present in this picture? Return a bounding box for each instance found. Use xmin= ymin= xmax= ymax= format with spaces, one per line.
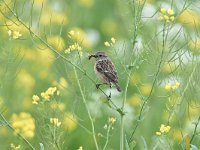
xmin=99 ymin=55 xmax=102 ymax=57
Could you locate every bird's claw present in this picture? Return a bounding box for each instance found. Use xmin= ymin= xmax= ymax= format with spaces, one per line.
xmin=96 ymin=84 xmax=100 ymax=89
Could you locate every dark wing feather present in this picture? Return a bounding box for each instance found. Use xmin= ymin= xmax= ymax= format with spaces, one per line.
xmin=96 ymin=59 xmax=118 ymax=83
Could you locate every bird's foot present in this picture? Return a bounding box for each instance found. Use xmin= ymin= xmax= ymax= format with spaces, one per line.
xmin=96 ymin=84 xmax=101 ymax=89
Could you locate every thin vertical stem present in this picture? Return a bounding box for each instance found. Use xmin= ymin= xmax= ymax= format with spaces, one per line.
xmin=74 ymin=67 xmax=99 ymax=150
xmin=120 ymin=71 xmax=131 ymax=150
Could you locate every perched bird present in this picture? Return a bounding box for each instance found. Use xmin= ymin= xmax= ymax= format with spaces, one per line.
xmin=89 ymin=51 xmax=121 ymax=92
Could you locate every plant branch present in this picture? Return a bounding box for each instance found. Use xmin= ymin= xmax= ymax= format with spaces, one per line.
xmin=74 ymin=67 xmax=99 ymax=150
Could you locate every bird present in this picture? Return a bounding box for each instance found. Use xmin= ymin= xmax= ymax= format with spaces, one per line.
xmin=89 ymin=51 xmax=121 ymax=94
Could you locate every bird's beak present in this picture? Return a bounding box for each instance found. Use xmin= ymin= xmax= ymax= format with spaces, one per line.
xmin=88 ymin=54 xmax=97 ymax=60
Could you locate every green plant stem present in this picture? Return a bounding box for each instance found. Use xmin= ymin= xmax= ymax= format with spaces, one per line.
xmin=74 ymin=67 xmax=99 ymax=150
xmin=0 ymin=114 xmax=35 ymax=150
xmin=120 ymin=71 xmax=131 ymax=150
xmin=103 ymin=124 xmax=111 ymax=150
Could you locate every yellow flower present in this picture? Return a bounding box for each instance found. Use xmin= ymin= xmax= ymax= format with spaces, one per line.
xmin=159 ymin=124 xmax=171 ymax=134
xmin=128 ymin=95 xmax=141 ymax=107
xmin=47 ymin=36 xmax=65 ymax=51
xmin=67 ymin=28 xmax=92 ymax=48
xmin=167 ymin=8 xmax=174 ymax=15
xmin=160 ymin=8 xmax=166 ymax=14
xmin=170 ymin=16 xmax=175 ymax=21
xmin=111 ymin=37 xmax=116 ymax=44
xmin=108 ymin=117 xmax=116 ymax=124
xmin=11 ymin=112 xmax=35 ymax=139
xmin=165 ymin=83 xmax=172 ymax=91
xmin=63 ymin=113 xmax=77 ymax=132
xmin=164 ymin=15 xmax=169 ymax=21
xmin=178 ymin=10 xmax=200 ymax=27
xmin=159 ymin=16 xmax=164 ymax=21
xmin=156 ymin=132 xmax=161 ymax=136
xmin=10 ymin=143 xmax=21 ymax=150
xmin=8 ymin=30 xmax=22 ymax=39
xmin=13 ymin=31 xmax=22 ymax=39
xmin=165 ymin=82 xmax=180 ymax=91
xmin=40 ymin=87 xmax=58 ymax=101
xmin=32 ymin=95 xmax=40 ymax=104
xmin=140 ymin=83 xmax=152 ymax=96
xmin=50 ymin=118 xmax=61 ymax=127
xmin=78 ymin=146 xmax=83 ymax=150
xmin=78 ymin=0 xmax=94 ymax=7
xmin=41 ymin=11 xmax=68 ymax=25
xmin=104 ymin=41 xmax=110 ymax=47
xmin=41 ymin=92 xmax=50 ymax=101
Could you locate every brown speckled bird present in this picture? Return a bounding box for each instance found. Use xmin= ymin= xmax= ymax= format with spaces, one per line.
xmin=89 ymin=51 xmax=121 ymax=92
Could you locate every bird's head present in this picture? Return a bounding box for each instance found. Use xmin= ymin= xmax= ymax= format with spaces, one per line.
xmin=89 ymin=51 xmax=107 ymax=60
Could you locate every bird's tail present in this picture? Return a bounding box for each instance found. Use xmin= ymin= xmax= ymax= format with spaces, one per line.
xmin=115 ymin=83 xmax=122 ymax=92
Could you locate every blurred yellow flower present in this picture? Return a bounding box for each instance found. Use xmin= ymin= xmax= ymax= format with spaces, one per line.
xmin=50 ymin=118 xmax=61 ymax=127
xmin=140 ymin=83 xmax=152 ymax=96
xmin=52 ymin=77 xmax=68 ymax=90
xmin=50 ymin=102 xmax=65 ymax=111
xmin=128 ymin=95 xmax=141 ymax=107
xmin=156 ymin=124 xmax=171 ymax=135
xmin=41 ymin=11 xmax=68 ymax=25
xmin=78 ymin=146 xmax=83 ymax=150
xmin=111 ymin=37 xmax=116 ymax=44
xmin=10 ymin=143 xmax=21 ymax=150
xmin=162 ymin=63 xmax=175 ymax=73
xmin=41 ymin=87 xmax=57 ymax=101
xmin=63 ymin=113 xmax=77 ymax=132
xmin=16 ymin=69 xmax=35 ymax=92
xmin=173 ymin=129 xmax=183 ymax=142
xmin=167 ymin=9 xmax=174 ymax=15
xmin=188 ymin=39 xmax=200 ymax=53
xmin=156 ymin=131 xmax=161 ymax=136
xmin=65 ymin=42 xmax=82 ymax=56
xmin=165 ymin=82 xmax=180 ymax=91
xmin=159 ymin=8 xmax=175 ymax=23
xmin=34 ymin=0 xmax=47 ymax=5
xmin=8 ymin=30 xmax=22 ymax=39
xmin=11 ymin=112 xmax=35 ymax=139
xmin=131 ymin=73 xmax=141 ymax=84
xmin=78 ymin=0 xmax=94 ymax=7
xmin=47 ymin=36 xmax=65 ymax=51
xmin=32 ymin=95 xmax=40 ymax=105
xmin=108 ymin=117 xmax=116 ymax=124
xmin=170 ymin=16 xmax=175 ymax=21
xmin=160 ymin=8 xmax=166 ymax=14
xmin=67 ymin=28 xmax=92 ymax=48
xmin=104 ymin=41 xmax=110 ymax=47
xmin=178 ymin=9 xmax=200 ymax=27
xmin=101 ymin=19 xmax=117 ymax=35
xmin=160 ymin=124 xmax=171 ymax=133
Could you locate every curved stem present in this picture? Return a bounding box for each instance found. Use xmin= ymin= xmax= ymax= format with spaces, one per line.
xmin=0 ymin=114 xmax=35 ymax=150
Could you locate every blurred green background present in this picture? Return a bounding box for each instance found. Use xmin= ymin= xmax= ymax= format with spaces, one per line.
xmin=0 ymin=0 xmax=200 ymax=149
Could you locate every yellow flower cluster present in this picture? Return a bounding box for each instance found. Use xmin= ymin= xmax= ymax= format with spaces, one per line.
xmin=156 ymin=124 xmax=171 ymax=136
xmin=32 ymin=87 xmax=58 ymax=104
xmin=50 ymin=118 xmax=61 ymax=127
xmin=159 ymin=8 xmax=175 ymax=22
xmin=8 ymin=30 xmax=22 ymax=39
xmin=65 ymin=42 xmax=82 ymax=56
xmin=10 ymin=143 xmax=21 ymax=150
xmin=165 ymin=82 xmax=180 ymax=91
xmin=104 ymin=37 xmax=116 ymax=47
xmin=65 ymin=30 xmax=83 ymax=56
xmin=78 ymin=146 xmax=83 ymax=150
xmin=11 ymin=112 xmax=35 ymax=139
xmin=108 ymin=117 xmax=116 ymax=124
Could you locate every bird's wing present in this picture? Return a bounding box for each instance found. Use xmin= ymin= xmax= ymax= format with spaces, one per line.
xmin=96 ymin=59 xmax=118 ymax=83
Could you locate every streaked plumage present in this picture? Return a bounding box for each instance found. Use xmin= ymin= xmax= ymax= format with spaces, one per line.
xmin=89 ymin=51 xmax=121 ymax=92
